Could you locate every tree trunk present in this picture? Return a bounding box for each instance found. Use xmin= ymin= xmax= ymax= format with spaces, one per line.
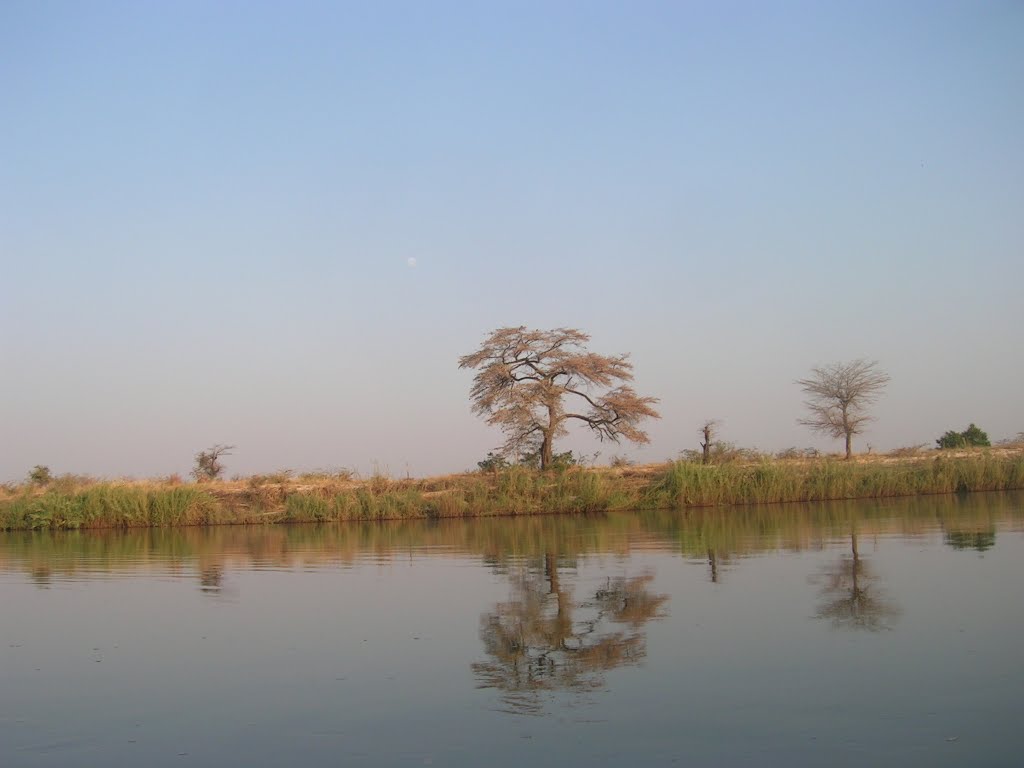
xmin=545 ymin=553 xmax=571 ymax=648
xmin=845 ymin=431 xmax=852 ymax=460
xmin=545 ymin=553 xmax=559 ymax=593
xmin=850 ymin=532 xmax=860 ymax=593
xmin=541 ymin=403 xmax=556 ymax=470
xmin=540 ymin=432 xmax=553 ymax=471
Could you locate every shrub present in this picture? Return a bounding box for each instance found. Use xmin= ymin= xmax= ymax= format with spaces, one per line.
xmin=517 ymin=449 xmax=580 ymax=470
xmin=28 ymin=465 xmax=53 ymax=486
xmin=937 ymin=424 xmax=991 ymax=449
xmin=775 ymin=447 xmax=821 ymax=460
xmin=681 ymin=442 xmax=764 ymax=465
xmin=477 ymin=452 xmax=511 ymax=473
xmin=297 ymin=467 xmax=357 ymax=482
xmin=888 ymin=444 xmax=928 ymax=457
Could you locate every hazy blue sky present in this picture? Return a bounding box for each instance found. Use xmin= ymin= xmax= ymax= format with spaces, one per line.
xmin=2 ymin=1 xmax=1022 ymax=481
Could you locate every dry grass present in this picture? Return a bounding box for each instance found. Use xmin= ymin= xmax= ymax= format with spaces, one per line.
xmin=2 ymin=448 xmax=1022 ymax=531
xmin=886 ymin=444 xmax=929 ymax=458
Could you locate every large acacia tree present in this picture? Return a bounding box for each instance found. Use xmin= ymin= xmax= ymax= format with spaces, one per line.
xmin=797 ymin=359 xmax=890 ymax=459
xmin=459 ymin=327 xmax=660 ymax=470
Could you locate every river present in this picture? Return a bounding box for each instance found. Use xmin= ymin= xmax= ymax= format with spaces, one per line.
xmin=2 ymin=492 xmax=1022 ymax=767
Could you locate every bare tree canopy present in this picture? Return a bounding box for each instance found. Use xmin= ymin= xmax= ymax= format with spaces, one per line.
xmin=797 ymin=359 xmax=889 ymax=459
xmin=192 ymin=444 xmax=235 ymax=481
xmin=459 ymin=327 xmax=660 ymax=470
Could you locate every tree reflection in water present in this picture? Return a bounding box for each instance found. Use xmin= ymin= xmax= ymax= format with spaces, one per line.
xmin=944 ymin=529 xmax=996 ymax=552
xmin=199 ymin=563 xmax=224 ymax=593
xmin=473 ymin=553 xmax=668 ymax=715
xmin=815 ymin=530 xmax=900 ymax=632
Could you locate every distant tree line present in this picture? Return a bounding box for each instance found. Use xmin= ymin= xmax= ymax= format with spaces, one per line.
xmin=461 ymin=327 xmax=1008 ymax=469
xmin=16 ymin=327 xmax=1014 ymax=485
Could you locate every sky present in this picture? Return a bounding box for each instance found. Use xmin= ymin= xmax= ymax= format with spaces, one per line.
xmin=2 ymin=1 xmax=1022 ymax=481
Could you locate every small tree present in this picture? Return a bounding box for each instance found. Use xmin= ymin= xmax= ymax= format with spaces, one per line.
xmin=459 ymin=327 xmax=660 ymax=470
xmin=192 ymin=444 xmax=235 ymax=481
xmin=28 ymin=465 xmax=53 ymax=486
xmin=699 ymin=420 xmax=719 ymax=465
xmin=797 ymin=359 xmax=890 ymax=459
xmin=936 ymin=424 xmax=990 ymax=449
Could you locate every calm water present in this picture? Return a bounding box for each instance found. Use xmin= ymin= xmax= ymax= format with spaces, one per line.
xmin=2 ymin=493 xmax=1022 ymax=767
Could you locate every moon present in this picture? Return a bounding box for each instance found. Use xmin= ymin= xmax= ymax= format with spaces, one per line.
xmin=407 ymin=257 xmax=417 ymax=268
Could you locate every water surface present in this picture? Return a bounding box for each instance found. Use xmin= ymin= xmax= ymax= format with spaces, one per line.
xmin=2 ymin=493 xmax=1022 ymax=767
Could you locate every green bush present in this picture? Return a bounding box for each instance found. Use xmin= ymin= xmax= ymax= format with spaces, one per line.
xmin=516 ymin=449 xmax=581 ymax=470
xmin=28 ymin=465 xmax=53 ymax=486
xmin=937 ymin=424 xmax=991 ymax=449
xmin=477 ymin=452 xmax=511 ymax=473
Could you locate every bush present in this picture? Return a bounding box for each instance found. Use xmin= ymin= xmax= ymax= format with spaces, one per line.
xmin=775 ymin=447 xmax=821 ymax=460
xmin=937 ymin=424 xmax=990 ymax=449
xmin=680 ymin=442 xmax=764 ymax=465
xmin=28 ymin=465 xmax=53 ymax=486
xmin=476 ymin=448 xmax=584 ymax=472
xmin=297 ymin=467 xmax=357 ymax=482
xmin=515 ymin=448 xmax=581 ymax=471
xmin=888 ymin=444 xmax=928 ymax=458
xmin=477 ymin=452 xmax=511 ymax=473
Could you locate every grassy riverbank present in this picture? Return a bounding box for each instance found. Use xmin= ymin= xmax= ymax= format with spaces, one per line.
xmin=1 ymin=450 xmax=1022 ymax=531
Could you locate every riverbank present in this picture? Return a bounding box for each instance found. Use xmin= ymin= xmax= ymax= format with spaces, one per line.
xmin=1 ymin=449 xmax=1022 ymax=531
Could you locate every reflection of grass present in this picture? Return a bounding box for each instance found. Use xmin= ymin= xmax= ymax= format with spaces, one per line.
xmin=0 ymin=492 xmax=1021 ymax=575
xmin=1 ymin=493 xmax=1021 ymax=586
xmin=1 ymin=454 xmax=1022 ymax=531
